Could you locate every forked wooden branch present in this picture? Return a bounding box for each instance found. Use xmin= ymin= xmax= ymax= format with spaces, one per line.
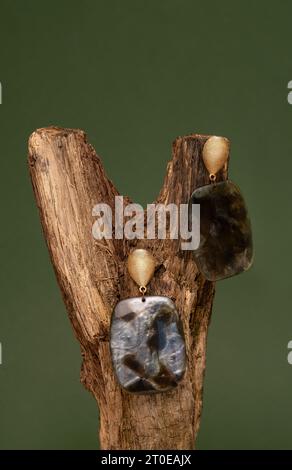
xmin=28 ymin=127 xmax=228 ymax=450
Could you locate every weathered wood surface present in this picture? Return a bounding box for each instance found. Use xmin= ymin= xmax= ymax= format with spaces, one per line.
xmin=28 ymin=127 xmax=228 ymax=449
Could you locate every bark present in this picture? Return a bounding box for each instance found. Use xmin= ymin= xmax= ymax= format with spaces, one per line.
xmin=28 ymin=127 xmax=228 ymax=450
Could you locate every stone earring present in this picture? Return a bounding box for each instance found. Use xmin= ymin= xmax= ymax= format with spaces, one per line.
xmin=110 ymin=248 xmax=186 ymax=394
xmin=190 ymin=136 xmax=253 ymax=281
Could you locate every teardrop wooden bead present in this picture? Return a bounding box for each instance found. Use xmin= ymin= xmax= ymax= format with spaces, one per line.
xmin=127 ymin=249 xmax=156 ymax=287
xmin=202 ymin=136 xmax=230 ymax=176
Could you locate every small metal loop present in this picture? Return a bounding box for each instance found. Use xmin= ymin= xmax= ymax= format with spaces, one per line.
xmin=209 ymin=173 xmax=216 ymax=182
xmin=139 ymin=285 xmax=147 ymax=301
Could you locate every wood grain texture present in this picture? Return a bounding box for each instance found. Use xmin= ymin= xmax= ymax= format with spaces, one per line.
xmin=28 ymin=127 xmax=229 ymax=450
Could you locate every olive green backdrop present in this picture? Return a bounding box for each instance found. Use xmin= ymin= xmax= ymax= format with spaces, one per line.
xmin=0 ymin=0 xmax=291 ymax=450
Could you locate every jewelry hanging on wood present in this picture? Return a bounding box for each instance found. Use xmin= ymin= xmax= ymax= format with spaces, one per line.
xmin=190 ymin=136 xmax=253 ymax=281
xmin=110 ymin=249 xmax=186 ymax=394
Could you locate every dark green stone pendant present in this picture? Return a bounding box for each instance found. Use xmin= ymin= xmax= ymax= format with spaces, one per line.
xmin=190 ymin=180 xmax=253 ymax=281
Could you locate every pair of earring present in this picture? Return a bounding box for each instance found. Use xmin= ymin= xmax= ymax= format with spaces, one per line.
xmin=110 ymin=136 xmax=253 ymax=395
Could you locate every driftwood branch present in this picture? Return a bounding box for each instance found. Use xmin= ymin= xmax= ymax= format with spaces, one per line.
xmin=28 ymin=127 xmax=228 ymax=450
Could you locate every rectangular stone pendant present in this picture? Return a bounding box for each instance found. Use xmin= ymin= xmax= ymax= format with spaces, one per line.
xmin=110 ymin=296 xmax=186 ymax=394
xmin=190 ymin=180 xmax=253 ymax=281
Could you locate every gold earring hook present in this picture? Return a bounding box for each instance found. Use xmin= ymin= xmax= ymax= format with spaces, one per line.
xmin=202 ymin=136 xmax=230 ymax=182
xmin=127 ymin=249 xmax=155 ymax=299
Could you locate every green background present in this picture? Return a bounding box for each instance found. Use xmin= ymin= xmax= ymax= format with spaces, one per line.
xmin=0 ymin=0 xmax=291 ymax=449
